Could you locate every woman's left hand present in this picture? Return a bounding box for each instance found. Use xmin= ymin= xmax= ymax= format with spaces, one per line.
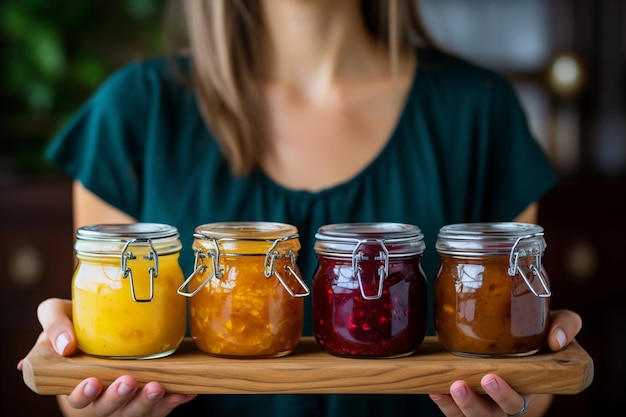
xmin=429 ymin=309 xmax=583 ymax=417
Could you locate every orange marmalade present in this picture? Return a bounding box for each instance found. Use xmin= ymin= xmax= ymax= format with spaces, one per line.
xmin=178 ymin=222 xmax=309 ymax=358
xmin=72 ymin=223 xmax=186 ymax=359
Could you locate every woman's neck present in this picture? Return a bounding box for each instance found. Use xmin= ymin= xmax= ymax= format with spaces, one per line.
xmin=260 ymin=0 xmax=390 ymax=99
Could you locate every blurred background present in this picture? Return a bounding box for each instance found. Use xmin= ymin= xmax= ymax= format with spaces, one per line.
xmin=1 ymin=0 xmax=624 ymax=415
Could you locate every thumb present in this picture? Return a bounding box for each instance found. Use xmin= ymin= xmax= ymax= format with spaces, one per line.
xmin=548 ymin=309 xmax=583 ymax=351
xmin=37 ymin=298 xmax=77 ymax=356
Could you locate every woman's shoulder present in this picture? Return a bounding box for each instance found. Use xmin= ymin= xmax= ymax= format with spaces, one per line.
xmin=417 ymin=48 xmax=507 ymax=83
xmin=93 ymin=54 xmax=193 ymax=106
xmin=76 ymin=54 xmax=200 ymax=141
xmin=413 ymin=47 xmax=521 ymax=110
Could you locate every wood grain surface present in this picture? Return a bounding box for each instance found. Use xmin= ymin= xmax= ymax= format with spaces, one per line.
xmin=22 ymin=336 xmax=593 ymax=395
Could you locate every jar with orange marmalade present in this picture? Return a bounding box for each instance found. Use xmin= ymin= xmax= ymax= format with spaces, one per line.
xmin=435 ymin=222 xmax=551 ymax=357
xmin=177 ymin=222 xmax=309 ymax=358
xmin=313 ymin=223 xmax=428 ymax=358
xmin=72 ymin=223 xmax=186 ymax=359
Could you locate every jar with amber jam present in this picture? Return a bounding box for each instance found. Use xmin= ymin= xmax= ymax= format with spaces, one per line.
xmin=178 ymin=222 xmax=309 ymax=358
xmin=72 ymin=223 xmax=186 ymax=359
xmin=435 ymin=222 xmax=551 ymax=357
xmin=313 ymin=223 xmax=428 ymax=358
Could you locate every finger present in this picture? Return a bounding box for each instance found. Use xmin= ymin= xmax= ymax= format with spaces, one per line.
xmin=448 ymin=381 xmax=491 ymax=417
xmin=37 ymin=298 xmax=77 ymax=356
xmin=152 ymin=394 xmax=199 ymax=417
xmin=429 ymin=393 xmax=464 ymax=417
xmin=114 ymin=382 xmax=166 ymax=417
xmin=122 ymin=383 xmax=197 ymax=417
xmin=481 ymin=374 xmax=530 ymax=416
xmin=64 ymin=377 xmax=103 ymax=409
xmin=548 ymin=309 xmax=583 ymax=351
xmin=90 ymin=375 xmax=139 ymax=416
xmin=163 ymin=393 xmax=198 ymax=409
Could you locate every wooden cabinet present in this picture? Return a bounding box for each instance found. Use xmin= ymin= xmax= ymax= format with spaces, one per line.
xmin=538 ymin=177 xmax=626 ymax=416
xmin=0 ymin=179 xmax=73 ymax=417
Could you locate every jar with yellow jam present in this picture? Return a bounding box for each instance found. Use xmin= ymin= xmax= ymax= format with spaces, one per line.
xmin=178 ymin=222 xmax=309 ymax=358
xmin=435 ymin=222 xmax=551 ymax=357
xmin=313 ymin=223 xmax=428 ymax=358
xmin=72 ymin=223 xmax=186 ymax=359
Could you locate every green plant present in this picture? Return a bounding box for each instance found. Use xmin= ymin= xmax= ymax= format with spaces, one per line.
xmin=1 ymin=0 xmax=164 ymax=176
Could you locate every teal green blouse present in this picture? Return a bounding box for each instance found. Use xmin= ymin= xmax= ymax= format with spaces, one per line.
xmin=46 ymin=48 xmax=558 ymax=416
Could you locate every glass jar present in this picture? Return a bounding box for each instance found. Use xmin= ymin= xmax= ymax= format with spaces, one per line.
xmin=72 ymin=223 xmax=186 ymax=359
xmin=178 ymin=222 xmax=309 ymax=358
xmin=435 ymin=222 xmax=551 ymax=357
xmin=312 ymin=223 xmax=428 ymax=358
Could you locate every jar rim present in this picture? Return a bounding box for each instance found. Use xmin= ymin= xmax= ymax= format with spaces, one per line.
xmin=436 ymin=222 xmax=546 ymax=255
xmin=76 ymin=223 xmax=180 ymax=240
xmin=316 ymin=222 xmax=423 ymax=239
xmin=192 ymin=222 xmax=300 ymax=255
xmin=194 ymin=221 xmax=298 ymax=240
xmin=315 ymin=222 xmax=425 ymax=256
xmin=75 ymin=223 xmax=182 ymax=256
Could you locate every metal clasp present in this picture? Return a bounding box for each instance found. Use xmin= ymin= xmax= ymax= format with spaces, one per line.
xmin=264 ymin=238 xmax=309 ymax=298
xmin=120 ymin=239 xmax=158 ymax=302
xmin=177 ymin=238 xmax=222 ymax=297
xmin=508 ymin=234 xmax=551 ymax=297
xmin=352 ymin=239 xmax=389 ymax=300
xmin=177 ymin=236 xmax=309 ymax=298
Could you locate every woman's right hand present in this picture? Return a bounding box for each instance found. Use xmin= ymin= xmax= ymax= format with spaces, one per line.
xmin=18 ymin=298 xmax=196 ymax=417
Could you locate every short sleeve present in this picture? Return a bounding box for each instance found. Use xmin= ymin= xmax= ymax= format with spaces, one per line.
xmin=482 ymin=74 xmax=559 ymax=220
xmin=46 ymin=61 xmax=158 ymax=218
xmin=414 ymin=51 xmax=560 ymax=224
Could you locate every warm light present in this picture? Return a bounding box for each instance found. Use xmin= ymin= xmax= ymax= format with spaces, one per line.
xmin=548 ymin=52 xmax=585 ymax=98
xmin=554 ymin=56 xmax=579 ymax=85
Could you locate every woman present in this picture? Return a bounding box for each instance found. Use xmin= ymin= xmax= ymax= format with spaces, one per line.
xmin=20 ymin=0 xmax=583 ymax=416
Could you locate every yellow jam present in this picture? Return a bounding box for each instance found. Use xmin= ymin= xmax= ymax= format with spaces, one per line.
xmin=73 ymin=251 xmax=186 ymax=359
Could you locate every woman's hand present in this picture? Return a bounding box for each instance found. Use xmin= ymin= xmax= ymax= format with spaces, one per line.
xmin=429 ymin=309 xmax=583 ymax=417
xmin=17 ymin=298 xmax=196 ymax=417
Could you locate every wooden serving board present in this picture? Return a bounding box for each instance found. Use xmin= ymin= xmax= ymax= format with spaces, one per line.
xmin=22 ymin=336 xmax=593 ymax=395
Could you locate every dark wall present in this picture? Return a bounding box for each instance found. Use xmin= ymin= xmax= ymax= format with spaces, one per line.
xmin=1 ymin=1 xmax=624 ymax=416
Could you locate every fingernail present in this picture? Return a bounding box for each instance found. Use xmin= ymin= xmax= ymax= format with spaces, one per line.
xmin=118 ymin=383 xmax=134 ymax=396
xmin=55 ymin=332 xmax=71 ymax=355
xmin=452 ymin=386 xmax=467 ymax=399
xmin=555 ymin=328 xmax=567 ymax=350
xmin=147 ymin=390 xmax=164 ymax=400
xmin=84 ymin=383 xmax=98 ymax=398
xmin=483 ymin=377 xmax=498 ymax=393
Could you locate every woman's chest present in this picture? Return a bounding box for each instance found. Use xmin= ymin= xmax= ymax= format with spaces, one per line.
xmin=260 ymin=78 xmax=413 ymax=192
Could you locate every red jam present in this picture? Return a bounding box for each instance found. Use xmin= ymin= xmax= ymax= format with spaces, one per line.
xmin=312 ymin=223 xmax=427 ymax=358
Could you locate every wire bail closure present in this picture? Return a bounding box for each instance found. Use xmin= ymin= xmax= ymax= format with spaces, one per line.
xmin=177 ymin=236 xmax=309 ymax=298
xmin=120 ymin=239 xmax=159 ymax=302
xmin=508 ymin=234 xmax=551 ymax=298
xmin=177 ymin=238 xmax=221 ymax=297
xmin=352 ymin=239 xmax=389 ymax=300
xmin=264 ymin=237 xmax=310 ymax=297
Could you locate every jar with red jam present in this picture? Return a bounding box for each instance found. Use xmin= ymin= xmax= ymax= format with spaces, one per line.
xmin=177 ymin=222 xmax=309 ymax=358
xmin=435 ymin=222 xmax=551 ymax=357
xmin=312 ymin=223 xmax=428 ymax=358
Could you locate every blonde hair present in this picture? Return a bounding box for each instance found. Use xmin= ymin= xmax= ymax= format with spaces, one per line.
xmin=180 ymin=0 xmax=438 ymax=175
